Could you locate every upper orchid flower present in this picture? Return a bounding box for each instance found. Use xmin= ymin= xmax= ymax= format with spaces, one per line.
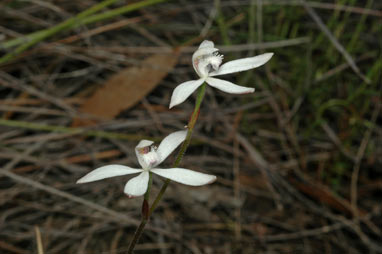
xmin=169 ymin=40 xmax=273 ymax=108
xmin=76 ymin=130 xmax=216 ymax=198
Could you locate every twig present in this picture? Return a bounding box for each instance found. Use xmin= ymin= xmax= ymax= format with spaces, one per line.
xmin=232 ymin=112 xmax=243 ymax=241
xmin=0 ymin=119 xmax=149 ymax=141
xmin=321 ymin=122 xmax=356 ymax=162
xmin=301 ymin=0 xmax=370 ymax=84
xmin=0 ymin=241 xmax=27 ymax=254
xmin=235 ymin=132 xmax=283 ymax=210
xmin=314 ymin=53 xmax=375 ymax=84
xmin=254 ymin=222 xmax=345 ymax=242
xmin=276 ymin=171 xmax=382 ymax=252
xmin=0 ymin=105 xmax=68 ymax=116
xmin=73 ymin=37 xmax=310 ymax=56
xmin=173 ymin=1 xmax=382 ymax=17
xmin=34 ymin=226 xmax=44 ymax=254
xmin=0 ymin=168 xmax=179 ymax=239
xmin=0 ymin=71 xmax=76 ymax=115
xmin=350 ymin=102 xmax=381 ymax=230
xmin=256 ymin=0 xmax=263 ymax=43
xmin=2 ymin=140 xmax=46 ymax=172
xmin=0 ymin=169 xmax=138 ymax=223
xmin=200 ymin=0 xmax=218 ymax=37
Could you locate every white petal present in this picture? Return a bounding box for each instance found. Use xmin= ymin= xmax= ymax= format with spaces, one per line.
xmin=199 ymin=40 xmax=215 ymax=49
xmin=192 ymin=47 xmax=219 ymax=60
xmin=124 ymin=171 xmax=149 ymax=198
xmin=210 ymin=53 xmax=273 ymax=76
xmin=151 ymin=168 xmax=216 ymax=186
xmin=156 ymin=130 xmax=187 ymax=165
xmin=169 ymin=78 xmax=205 ymax=108
xmin=206 ymin=77 xmax=254 ymax=94
xmin=76 ymin=165 xmax=142 ymax=183
xmin=136 ymin=140 xmax=154 ymax=149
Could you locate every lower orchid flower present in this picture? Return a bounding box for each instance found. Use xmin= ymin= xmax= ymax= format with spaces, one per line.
xmin=169 ymin=40 xmax=274 ymax=108
xmin=76 ymin=130 xmax=216 ymax=198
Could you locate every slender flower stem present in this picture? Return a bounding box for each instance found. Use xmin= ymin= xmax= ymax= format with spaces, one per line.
xmin=142 ymin=172 xmax=152 ymax=219
xmin=144 ymin=172 xmax=153 ymax=203
xmin=127 ymin=83 xmax=207 ymax=253
xmin=127 ymin=219 xmax=147 ymax=254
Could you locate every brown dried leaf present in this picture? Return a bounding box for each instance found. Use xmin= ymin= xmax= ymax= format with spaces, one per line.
xmin=72 ymin=53 xmax=178 ymax=126
xmin=288 ymin=175 xmax=367 ymax=216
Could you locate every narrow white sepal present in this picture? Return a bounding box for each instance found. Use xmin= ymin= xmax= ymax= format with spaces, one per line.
xmin=136 ymin=140 xmax=154 ymax=149
xmin=210 ymin=53 xmax=273 ymax=76
xmin=192 ymin=40 xmax=218 ymax=60
xmin=123 ymin=171 xmax=149 ymax=198
xmin=199 ymin=40 xmax=215 ymax=49
xmin=169 ymin=78 xmax=205 ymax=108
xmin=151 ymin=168 xmax=217 ymax=186
xmin=156 ymin=130 xmax=187 ymax=165
xmin=206 ymin=77 xmax=255 ymax=94
xmin=76 ymin=165 xmax=142 ymax=184
xmin=192 ymin=47 xmax=219 ymax=60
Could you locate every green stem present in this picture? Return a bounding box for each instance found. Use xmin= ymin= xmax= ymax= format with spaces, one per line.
xmin=127 ymin=83 xmax=207 ymax=253
xmin=0 ymin=0 xmax=167 ymax=64
xmin=151 ymin=83 xmax=206 ymax=214
xmin=126 ymin=219 xmax=147 ymax=254
xmin=144 ymin=172 xmax=153 ymax=203
xmin=127 ymin=173 xmax=151 ymax=254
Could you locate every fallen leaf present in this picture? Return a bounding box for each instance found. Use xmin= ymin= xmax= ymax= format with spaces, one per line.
xmin=72 ymin=52 xmax=179 ymax=126
xmin=288 ymin=175 xmax=367 ymax=216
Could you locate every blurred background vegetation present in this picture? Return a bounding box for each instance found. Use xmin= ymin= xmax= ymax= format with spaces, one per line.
xmin=0 ymin=0 xmax=381 ymax=253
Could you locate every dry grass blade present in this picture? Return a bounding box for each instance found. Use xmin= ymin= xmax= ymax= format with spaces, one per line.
xmin=301 ymin=0 xmax=370 ymax=84
xmin=0 ymin=169 xmax=179 ymax=239
xmin=34 ymin=226 xmax=44 ymax=254
xmin=235 ymin=132 xmax=283 ymax=209
xmin=0 ymin=168 xmax=139 ymax=225
xmin=0 ymin=241 xmax=28 ymax=254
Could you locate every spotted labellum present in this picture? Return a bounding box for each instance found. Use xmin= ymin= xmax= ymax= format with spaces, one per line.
xmin=77 ymin=131 xmax=216 ymax=198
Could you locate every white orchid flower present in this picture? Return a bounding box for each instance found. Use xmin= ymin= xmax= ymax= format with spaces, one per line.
xmin=169 ymin=40 xmax=274 ymax=108
xmin=76 ymin=130 xmax=216 ymax=198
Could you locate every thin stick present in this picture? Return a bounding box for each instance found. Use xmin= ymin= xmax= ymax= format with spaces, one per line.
xmin=0 ymin=169 xmax=139 ymax=224
xmin=351 ymin=103 xmax=380 ymax=221
xmin=301 ymin=0 xmax=370 ymax=84
xmin=0 ymin=119 xmax=148 ymax=141
xmin=233 ymin=123 xmax=242 ymax=241
xmin=34 ymin=226 xmax=44 ymax=254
